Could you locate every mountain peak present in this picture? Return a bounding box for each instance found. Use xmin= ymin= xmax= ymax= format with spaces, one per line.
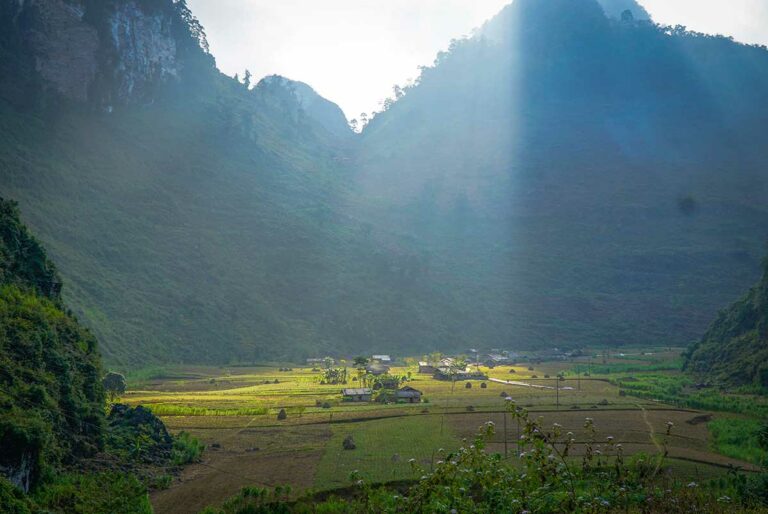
xmin=255 ymin=75 xmax=351 ymax=138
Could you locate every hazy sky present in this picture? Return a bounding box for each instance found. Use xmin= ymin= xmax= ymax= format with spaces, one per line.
xmin=187 ymin=0 xmax=768 ymax=120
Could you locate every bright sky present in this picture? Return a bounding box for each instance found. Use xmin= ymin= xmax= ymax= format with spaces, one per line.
xmin=187 ymin=0 xmax=768 ymax=120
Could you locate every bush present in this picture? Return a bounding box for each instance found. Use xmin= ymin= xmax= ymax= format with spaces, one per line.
xmin=171 ymin=431 xmax=205 ymax=466
xmin=342 ymin=435 xmax=356 ymax=450
xmin=32 ymin=472 xmax=152 ymax=514
xmin=277 ymin=409 xmax=287 ymax=420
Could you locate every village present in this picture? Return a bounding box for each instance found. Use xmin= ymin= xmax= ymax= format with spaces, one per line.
xmin=119 ymin=345 xmax=764 ymax=514
xmin=304 ymin=348 xmax=585 ymax=405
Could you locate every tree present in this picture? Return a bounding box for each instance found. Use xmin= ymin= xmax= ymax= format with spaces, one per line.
xmin=243 ymin=69 xmax=252 ymax=90
xmin=353 ymin=356 xmax=369 ymax=367
xmin=349 ymin=119 xmax=359 ymax=132
xmin=759 ymin=424 xmax=768 ymax=451
xmin=102 ymin=372 xmax=126 ymax=402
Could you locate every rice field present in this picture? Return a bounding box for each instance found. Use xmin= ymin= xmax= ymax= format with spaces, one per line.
xmin=119 ymin=351 xmax=765 ymax=514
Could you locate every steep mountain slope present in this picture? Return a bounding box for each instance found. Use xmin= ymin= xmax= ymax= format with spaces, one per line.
xmin=685 ymin=257 xmax=768 ymax=388
xmin=0 ymin=0 xmax=474 ymax=366
xmin=2 ymin=0 xmax=768 ymax=366
xmin=354 ymin=0 xmax=768 ymax=349
xmin=0 ymin=199 xmax=104 ymax=493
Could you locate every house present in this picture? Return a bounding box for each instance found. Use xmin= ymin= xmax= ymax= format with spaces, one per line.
xmin=485 ymin=353 xmax=509 ymax=368
xmin=396 ymin=386 xmax=422 ymax=403
xmin=418 ymin=361 xmax=436 ymax=374
xmin=366 ymin=363 xmax=390 ymax=376
xmin=371 ymin=354 xmax=392 ymax=363
xmin=342 ymin=388 xmax=372 ymax=402
xmin=433 ymin=368 xmax=488 ymax=381
xmin=307 ymin=357 xmax=334 ymax=366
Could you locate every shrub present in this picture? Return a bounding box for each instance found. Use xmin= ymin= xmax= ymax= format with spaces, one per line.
xmin=342 ymin=435 xmax=356 ymax=450
xmin=171 ymin=431 xmax=205 ymax=466
xmin=277 ymin=409 xmax=287 ymax=420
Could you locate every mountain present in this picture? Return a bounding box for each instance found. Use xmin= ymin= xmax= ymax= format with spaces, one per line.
xmin=1 ymin=0 xmax=768 ymax=367
xmin=684 ymin=257 xmax=768 ymax=388
xmin=0 ymin=0 xmax=472 ymax=367
xmin=0 ymin=198 xmax=104 ymax=493
xmin=354 ymin=0 xmax=768 ymax=350
xmin=257 ymin=76 xmax=352 ymax=140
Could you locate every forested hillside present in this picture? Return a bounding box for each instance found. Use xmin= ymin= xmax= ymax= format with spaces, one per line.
xmin=354 ymin=0 xmax=768 ymax=350
xmin=0 ymin=198 xmax=104 ymax=494
xmin=1 ymin=0 xmax=767 ymax=367
xmin=0 ymin=0 xmax=475 ymax=366
xmin=685 ymin=256 xmax=768 ymax=388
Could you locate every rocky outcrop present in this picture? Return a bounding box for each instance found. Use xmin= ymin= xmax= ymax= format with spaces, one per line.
xmin=107 ymin=1 xmax=179 ymax=102
xmin=3 ymin=0 xmax=200 ymax=104
xmin=255 ymin=75 xmax=352 ymax=138
xmin=18 ymin=0 xmax=99 ymax=102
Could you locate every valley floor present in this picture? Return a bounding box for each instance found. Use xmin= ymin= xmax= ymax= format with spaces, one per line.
xmin=119 ymin=351 xmax=766 ymax=514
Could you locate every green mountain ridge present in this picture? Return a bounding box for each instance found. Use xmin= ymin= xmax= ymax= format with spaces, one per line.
xmin=1 ymin=0 xmax=767 ymax=367
xmin=685 ymin=257 xmax=768 ymax=388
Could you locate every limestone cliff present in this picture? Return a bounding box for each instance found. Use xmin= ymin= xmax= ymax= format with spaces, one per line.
xmin=0 ymin=0 xmax=211 ymax=105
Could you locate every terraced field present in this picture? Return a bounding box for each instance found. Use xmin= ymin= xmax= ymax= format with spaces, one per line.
xmin=120 ymin=351 xmax=764 ymax=514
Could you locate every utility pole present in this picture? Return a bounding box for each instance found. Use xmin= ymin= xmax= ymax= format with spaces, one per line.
xmin=503 ymin=409 xmax=508 ymax=458
xmin=556 ymin=377 xmax=559 ymax=409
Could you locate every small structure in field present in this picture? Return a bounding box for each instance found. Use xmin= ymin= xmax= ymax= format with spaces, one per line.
xmin=342 ymin=388 xmax=372 ymax=402
xmin=366 ymin=363 xmax=390 ymax=376
xmin=371 ymin=354 xmax=392 ymax=364
xmin=484 ymin=353 xmax=510 ymax=368
xmin=395 ymin=386 xmax=422 ymax=403
xmin=307 ymin=357 xmax=335 ymax=366
xmin=418 ymin=361 xmax=436 ymax=374
xmin=433 ymin=368 xmax=488 ymax=381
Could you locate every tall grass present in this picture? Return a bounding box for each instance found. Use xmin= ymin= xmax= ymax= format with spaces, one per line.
xmin=149 ymin=405 xmax=268 ymax=416
xmin=708 ymin=418 xmax=767 ymax=467
xmin=568 ymin=359 xmax=683 ymax=375
xmin=615 ymin=375 xmax=768 ymax=418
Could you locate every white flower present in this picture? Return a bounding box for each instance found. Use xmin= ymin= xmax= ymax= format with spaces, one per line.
xmin=687 ymin=482 xmax=697 ymax=488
